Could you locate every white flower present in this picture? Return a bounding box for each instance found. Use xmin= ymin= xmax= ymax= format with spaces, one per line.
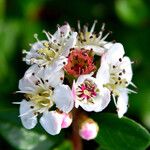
xmin=72 ymin=72 xmax=110 ymax=112
xmin=98 ymin=43 xmax=134 ymax=118
xmin=76 ymin=20 xmax=113 ymax=56
xmin=23 ymin=23 xmax=77 ymax=71
xmin=17 ymin=65 xmax=74 ymax=135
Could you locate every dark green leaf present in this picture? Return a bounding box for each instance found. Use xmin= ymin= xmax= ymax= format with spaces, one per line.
xmin=0 ymin=122 xmax=55 ymax=150
xmin=0 ymin=109 xmax=65 ymax=150
xmin=93 ymin=113 xmax=150 ymax=150
xmin=54 ymin=140 xmax=73 ymax=150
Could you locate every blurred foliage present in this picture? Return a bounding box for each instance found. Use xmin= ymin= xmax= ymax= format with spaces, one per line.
xmin=115 ymin=0 xmax=149 ymax=27
xmin=0 ymin=0 xmax=150 ymax=149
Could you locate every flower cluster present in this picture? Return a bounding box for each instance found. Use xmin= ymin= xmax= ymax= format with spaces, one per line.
xmin=15 ymin=21 xmax=135 ymax=140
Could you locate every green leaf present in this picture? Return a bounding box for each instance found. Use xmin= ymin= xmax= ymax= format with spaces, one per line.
xmin=0 ymin=109 xmax=19 ymax=126
xmin=93 ymin=113 xmax=150 ymax=150
xmin=0 ymin=109 xmax=65 ymax=150
xmin=0 ymin=122 xmax=55 ymax=150
xmin=54 ymin=140 xmax=73 ymax=150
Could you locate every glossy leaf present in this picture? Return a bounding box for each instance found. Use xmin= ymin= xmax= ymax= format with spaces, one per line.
xmin=0 ymin=122 xmax=56 ymax=150
xmin=0 ymin=109 xmax=65 ymax=150
xmin=93 ymin=113 xmax=150 ymax=150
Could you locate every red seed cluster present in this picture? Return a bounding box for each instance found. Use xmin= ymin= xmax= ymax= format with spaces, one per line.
xmin=64 ymin=49 xmax=96 ymax=77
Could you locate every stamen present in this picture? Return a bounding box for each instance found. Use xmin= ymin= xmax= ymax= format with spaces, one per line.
xmin=123 ymin=69 xmax=126 ymax=74
xmin=30 ymin=106 xmax=34 ymax=109
xmin=101 ymin=32 xmax=111 ymax=41
xmin=97 ymin=23 xmax=105 ymax=39
xmin=22 ymin=50 xmax=28 ymax=54
xmin=129 ymin=82 xmax=137 ymax=88
xmin=12 ymin=102 xmax=21 ymax=104
xmin=43 ymin=30 xmax=52 ymax=42
xmin=34 ymin=34 xmax=40 ymax=42
xmin=112 ymin=94 xmax=117 ymax=106
xmin=126 ymin=88 xmax=137 ymax=94
xmin=119 ymin=58 xmax=122 ymax=62
xmin=45 ymin=79 xmax=49 ymax=82
xmin=90 ymin=20 xmax=98 ymax=35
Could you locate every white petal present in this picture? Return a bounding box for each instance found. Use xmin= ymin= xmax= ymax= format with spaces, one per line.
xmin=24 ymin=64 xmax=39 ymax=77
xmin=42 ymin=67 xmax=64 ymax=87
xmin=62 ymin=32 xmax=77 ymax=57
xmin=76 ymin=73 xmax=94 ymax=86
xmin=30 ymin=41 xmax=45 ymax=52
xmin=59 ymin=24 xmax=71 ymax=38
xmin=19 ymin=65 xmax=42 ymax=92
xmin=40 ymin=111 xmax=63 ymax=135
xmin=103 ymin=42 xmax=113 ymax=50
xmin=120 ymin=56 xmax=133 ymax=83
xmin=25 ymin=41 xmax=46 ymax=64
xmin=24 ymin=64 xmax=44 ymax=79
xmin=75 ymin=100 xmax=80 ymax=108
xmin=76 ymin=99 xmax=100 ymax=112
xmin=105 ymin=43 xmax=125 ymax=64
xmin=72 ymin=80 xmax=77 ymax=101
xmin=78 ymin=88 xmax=110 ymax=112
xmin=20 ymin=100 xmax=37 ymax=129
xmin=53 ymin=84 xmax=74 ymax=113
xmin=83 ymin=45 xmax=105 ymax=56
xmin=53 ymin=24 xmax=71 ymax=40
xmin=19 ymin=78 xmax=34 ymax=92
xmin=116 ymin=92 xmax=128 ymax=118
xmin=46 ymin=56 xmax=67 ymax=72
xmin=96 ymin=57 xmax=110 ymax=85
xmin=53 ymin=56 xmax=68 ymax=72
xmin=94 ymin=88 xmax=111 ymax=112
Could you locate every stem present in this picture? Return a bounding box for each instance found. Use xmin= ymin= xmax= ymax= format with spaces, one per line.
xmin=71 ymin=108 xmax=82 ymax=150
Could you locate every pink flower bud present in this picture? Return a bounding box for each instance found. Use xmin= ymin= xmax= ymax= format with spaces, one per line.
xmin=79 ymin=119 xmax=99 ymax=140
xmin=61 ymin=113 xmax=73 ymax=128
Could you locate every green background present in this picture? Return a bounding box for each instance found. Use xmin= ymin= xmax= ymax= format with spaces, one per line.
xmin=0 ymin=0 xmax=150 ymax=149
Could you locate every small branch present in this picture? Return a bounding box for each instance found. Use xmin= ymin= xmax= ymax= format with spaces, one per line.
xmin=71 ymin=108 xmax=82 ymax=150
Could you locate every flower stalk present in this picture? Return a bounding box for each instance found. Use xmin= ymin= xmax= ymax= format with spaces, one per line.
xmin=71 ymin=108 xmax=83 ymax=150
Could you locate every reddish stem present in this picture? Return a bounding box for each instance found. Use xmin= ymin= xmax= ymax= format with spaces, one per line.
xmin=71 ymin=108 xmax=82 ymax=150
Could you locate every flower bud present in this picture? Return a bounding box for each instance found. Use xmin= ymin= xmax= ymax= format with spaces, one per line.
xmin=61 ymin=113 xmax=73 ymax=128
xmin=79 ymin=118 xmax=99 ymax=140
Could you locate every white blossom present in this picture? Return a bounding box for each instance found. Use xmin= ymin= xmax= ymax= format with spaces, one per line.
xmin=23 ymin=24 xmax=77 ymax=71
xmin=17 ymin=65 xmax=74 ymax=135
xmin=76 ymin=20 xmax=113 ymax=56
xmin=98 ymin=43 xmax=134 ymax=118
xmin=72 ymin=72 xmax=110 ymax=112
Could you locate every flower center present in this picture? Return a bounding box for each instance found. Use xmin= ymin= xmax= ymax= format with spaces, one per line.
xmin=77 ymin=79 xmax=99 ymax=103
xmin=77 ymin=20 xmax=110 ymax=48
xmin=104 ymin=61 xmax=128 ymax=96
xmin=25 ymin=88 xmax=53 ymax=109
xmin=64 ymin=49 xmax=96 ymax=77
xmin=36 ymin=42 xmax=60 ymax=65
